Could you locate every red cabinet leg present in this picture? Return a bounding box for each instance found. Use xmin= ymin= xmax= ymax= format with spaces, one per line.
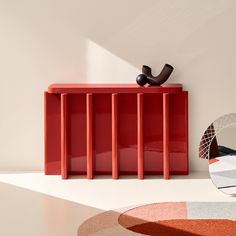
xmin=112 ymin=93 xmax=118 ymax=179
xmin=163 ymin=93 xmax=169 ymax=179
xmin=61 ymin=93 xmax=68 ymax=179
xmin=86 ymin=93 xmax=93 ymax=179
xmin=137 ymin=93 xmax=144 ymax=179
xmin=44 ymin=92 xmax=61 ymax=175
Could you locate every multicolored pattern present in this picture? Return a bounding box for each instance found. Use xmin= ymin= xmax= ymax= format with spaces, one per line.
xmin=78 ymin=202 xmax=236 ymax=235
xmin=209 ymin=155 xmax=236 ymax=195
xmin=199 ymin=113 xmax=236 ymax=159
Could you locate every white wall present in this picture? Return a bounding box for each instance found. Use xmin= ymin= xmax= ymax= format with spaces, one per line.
xmin=1 ymin=0 xmax=236 ymax=171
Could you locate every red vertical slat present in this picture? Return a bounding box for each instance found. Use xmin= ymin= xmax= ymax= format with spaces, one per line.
xmin=61 ymin=93 xmax=68 ymax=179
xmin=112 ymin=93 xmax=118 ymax=179
xmin=163 ymin=93 xmax=169 ymax=179
xmin=86 ymin=93 xmax=93 ymax=179
xmin=184 ymin=91 xmax=189 ymax=174
xmin=137 ymin=93 xmax=144 ymax=179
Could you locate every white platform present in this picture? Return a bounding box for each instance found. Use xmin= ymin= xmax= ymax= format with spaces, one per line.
xmin=0 ymin=171 xmax=235 ymax=210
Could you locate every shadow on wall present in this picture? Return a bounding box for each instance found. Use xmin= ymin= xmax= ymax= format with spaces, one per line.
xmin=4 ymin=0 xmax=236 ymax=81
xmin=0 ymin=1 xmax=139 ymax=171
xmin=1 ymin=0 xmax=236 ymax=171
xmin=49 ymin=0 xmax=236 ymax=81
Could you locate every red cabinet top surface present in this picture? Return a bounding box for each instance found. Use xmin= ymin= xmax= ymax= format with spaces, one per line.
xmin=48 ymin=83 xmax=183 ymax=94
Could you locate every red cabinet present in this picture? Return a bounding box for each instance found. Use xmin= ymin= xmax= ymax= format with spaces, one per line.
xmin=44 ymin=84 xmax=188 ymax=179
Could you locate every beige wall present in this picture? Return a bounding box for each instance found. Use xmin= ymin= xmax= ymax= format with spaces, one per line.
xmin=216 ymin=124 xmax=236 ymax=150
xmin=1 ymin=0 xmax=236 ymax=171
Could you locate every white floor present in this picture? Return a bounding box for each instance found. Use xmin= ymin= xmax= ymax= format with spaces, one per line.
xmin=0 ymin=171 xmax=236 ymax=236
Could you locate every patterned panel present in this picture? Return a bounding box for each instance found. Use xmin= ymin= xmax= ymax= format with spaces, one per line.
xmin=199 ymin=113 xmax=236 ymax=159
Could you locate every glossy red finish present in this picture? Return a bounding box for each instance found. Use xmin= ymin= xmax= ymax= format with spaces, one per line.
xmin=86 ymin=94 xmax=93 ymax=179
xmin=61 ymin=94 xmax=68 ymax=179
xmin=67 ymin=94 xmax=86 ymax=175
xmin=163 ymin=93 xmax=169 ymax=179
xmin=44 ymin=92 xmax=61 ymax=175
xmin=169 ymin=91 xmax=188 ymax=174
xmin=118 ymin=93 xmax=137 ymax=174
xmin=45 ymin=84 xmax=188 ymax=179
xmin=48 ymin=83 xmax=183 ymax=94
xmin=93 ymin=94 xmax=112 ymax=175
xmin=112 ymin=94 xmax=118 ymax=179
xmin=137 ymin=93 xmax=144 ymax=179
